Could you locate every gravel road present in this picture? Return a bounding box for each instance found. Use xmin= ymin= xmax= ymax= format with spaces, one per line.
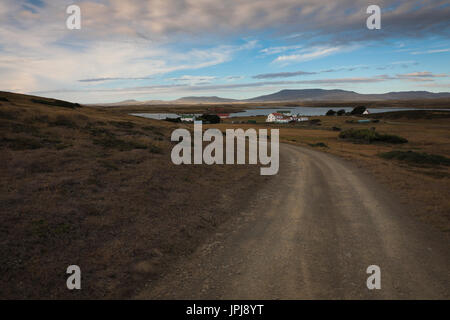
xmin=137 ymin=144 xmax=449 ymax=299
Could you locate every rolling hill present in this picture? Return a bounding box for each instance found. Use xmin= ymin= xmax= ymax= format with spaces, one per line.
xmin=89 ymin=89 xmax=450 ymax=106
xmin=0 ymin=90 xmax=261 ymax=298
xmin=246 ymin=89 xmax=450 ymax=102
xmin=174 ymin=96 xmax=238 ymax=103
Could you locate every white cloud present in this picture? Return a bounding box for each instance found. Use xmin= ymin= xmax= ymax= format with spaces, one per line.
xmin=274 ymin=46 xmax=348 ymax=64
xmin=0 ymin=1 xmax=259 ymax=93
xmin=1 ymin=0 xmax=449 ymax=101
xmin=0 ymin=34 xmax=253 ymax=92
xmin=260 ymin=45 xmax=302 ymax=55
xmin=397 ymin=71 xmax=446 ymax=78
xmin=225 ymin=75 xmax=244 ymax=81
xmin=169 ymin=75 xmax=217 ymax=85
xmin=394 ymin=71 xmax=448 ymax=82
xmin=411 ymin=48 xmax=450 ymax=55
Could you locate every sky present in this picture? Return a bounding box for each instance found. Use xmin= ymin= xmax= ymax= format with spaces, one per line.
xmin=0 ymin=0 xmax=449 ymax=103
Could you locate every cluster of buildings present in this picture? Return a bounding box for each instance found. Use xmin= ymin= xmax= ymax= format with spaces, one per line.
xmin=179 ymin=111 xmax=309 ymax=124
xmin=266 ymin=112 xmax=309 ymax=124
xmin=180 ymin=113 xmax=230 ymax=122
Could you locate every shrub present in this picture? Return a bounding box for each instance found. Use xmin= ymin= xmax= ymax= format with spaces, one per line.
xmin=379 ymin=151 xmax=450 ymax=167
xmin=197 ymin=114 xmax=221 ymax=124
xmin=350 ymin=106 xmax=367 ymax=115
xmin=308 ymin=142 xmax=328 ymax=148
xmin=367 ymin=110 xmax=450 ymax=120
xmin=165 ymin=117 xmax=181 ymax=123
xmin=326 ymin=109 xmax=336 ymax=116
xmin=378 ymin=133 xmax=408 ymax=144
xmin=339 ymin=128 xmax=407 ymax=144
xmin=337 ymin=109 xmax=346 ymax=116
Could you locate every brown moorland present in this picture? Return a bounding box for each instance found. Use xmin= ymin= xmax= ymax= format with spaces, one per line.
xmin=97 ymin=100 xmax=450 ymax=231
xmin=211 ymin=110 xmax=450 ymax=231
xmin=0 ymin=91 xmax=266 ymax=299
xmin=1 ymin=91 xmax=449 ymax=299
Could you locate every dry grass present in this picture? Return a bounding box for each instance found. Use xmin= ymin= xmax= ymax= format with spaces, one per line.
xmin=0 ymin=92 xmax=265 ymax=299
xmin=213 ymin=113 xmax=450 ymax=231
xmin=2 ymin=91 xmax=449 ymax=298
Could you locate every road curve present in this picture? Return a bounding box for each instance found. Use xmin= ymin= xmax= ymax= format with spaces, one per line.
xmin=137 ymin=144 xmax=450 ymax=299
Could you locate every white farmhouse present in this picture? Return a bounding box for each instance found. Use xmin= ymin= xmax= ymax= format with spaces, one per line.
xmin=266 ymin=113 xmax=284 ymax=123
xmin=267 ymin=112 xmax=309 ymax=123
xmin=363 ymin=109 xmax=370 ymax=115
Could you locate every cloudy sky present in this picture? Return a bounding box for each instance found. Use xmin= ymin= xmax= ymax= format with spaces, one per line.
xmin=1 ymin=0 xmax=449 ymax=103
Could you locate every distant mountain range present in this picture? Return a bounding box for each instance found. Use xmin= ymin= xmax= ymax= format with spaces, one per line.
xmin=175 ymin=96 xmax=238 ymax=103
xmin=94 ymin=89 xmax=450 ymax=105
xmin=246 ymin=89 xmax=450 ymax=102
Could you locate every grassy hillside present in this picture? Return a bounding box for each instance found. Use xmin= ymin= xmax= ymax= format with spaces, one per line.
xmin=0 ymin=92 xmax=264 ymax=299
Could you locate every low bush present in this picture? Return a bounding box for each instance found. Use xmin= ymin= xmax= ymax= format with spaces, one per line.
xmin=165 ymin=117 xmax=181 ymax=123
xmin=339 ymin=128 xmax=408 ymax=144
xmin=308 ymin=142 xmax=328 ymax=148
xmin=368 ymin=110 xmax=450 ymax=120
xmin=350 ymin=106 xmax=367 ymax=115
xmin=197 ymin=114 xmax=221 ymax=124
xmin=379 ymin=150 xmax=450 ymax=167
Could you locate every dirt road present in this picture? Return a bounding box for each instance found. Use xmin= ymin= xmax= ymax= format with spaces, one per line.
xmin=137 ymin=144 xmax=449 ymax=299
